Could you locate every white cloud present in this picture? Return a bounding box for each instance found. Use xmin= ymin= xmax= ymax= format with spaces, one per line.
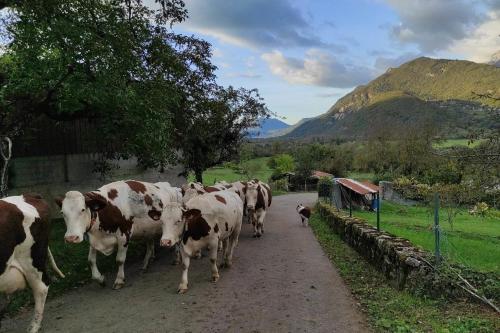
xmin=385 ymin=0 xmax=482 ymax=52
xmin=449 ymin=11 xmax=500 ymax=63
xmin=261 ymin=49 xmax=373 ymax=88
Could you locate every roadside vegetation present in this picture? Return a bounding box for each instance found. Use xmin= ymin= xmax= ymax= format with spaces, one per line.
xmin=352 ymin=201 xmax=500 ymax=274
xmin=309 ymin=213 xmax=500 ymax=333
xmin=7 ymin=221 xmax=149 ymax=314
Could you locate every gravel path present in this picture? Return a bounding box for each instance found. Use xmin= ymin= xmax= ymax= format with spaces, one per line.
xmin=2 ymin=193 xmax=369 ymax=333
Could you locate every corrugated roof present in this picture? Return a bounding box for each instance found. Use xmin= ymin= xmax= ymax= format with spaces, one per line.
xmin=336 ymin=178 xmax=379 ymax=195
xmin=311 ymin=170 xmax=333 ymax=178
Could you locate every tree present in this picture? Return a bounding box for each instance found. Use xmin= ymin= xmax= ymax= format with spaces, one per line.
xmin=273 ymin=154 xmax=295 ymax=176
xmin=176 ymin=86 xmax=269 ymax=183
xmin=0 ymin=0 xmax=213 ymax=169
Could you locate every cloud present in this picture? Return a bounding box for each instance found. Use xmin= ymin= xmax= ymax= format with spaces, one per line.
xmin=226 ymin=72 xmax=262 ymax=79
xmin=449 ymin=11 xmax=500 ymax=63
xmin=261 ymin=49 xmax=373 ymax=88
xmin=374 ymin=52 xmax=421 ymax=73
xmin=181 ymin=0 xmax=345 ymax=51
xmin=385 ymin=0 xmax=482 ymax=52
xmin=316 ymin=92 xmax=345 ymax=98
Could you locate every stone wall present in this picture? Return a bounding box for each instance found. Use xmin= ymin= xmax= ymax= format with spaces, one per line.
xmin=317 ymin=202 xmax=428 ymax=289
xmin=8 ymin=154 xmax=186 ymax=217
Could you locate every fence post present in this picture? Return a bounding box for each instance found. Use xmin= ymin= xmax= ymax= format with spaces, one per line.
xmin=376 ymin=192 xmax=380 ymax=231
xmin=434 ymin=192 xmax=441 ymax=264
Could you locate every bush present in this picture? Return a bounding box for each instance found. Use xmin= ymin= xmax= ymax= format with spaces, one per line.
xmin=317 ymin=177 xmax=333 ymax=198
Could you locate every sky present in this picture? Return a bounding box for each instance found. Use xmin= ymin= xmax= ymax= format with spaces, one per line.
xmin=161 ymin=0 xmax=500 ymax=124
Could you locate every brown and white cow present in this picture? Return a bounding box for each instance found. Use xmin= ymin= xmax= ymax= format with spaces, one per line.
xmin=160 ymin=191 xmax=243 ymax=294
xmin=56 ymin=180 xmax=182 ymax=289
xmin=0 ymin=194 xmax=64 ymax=333
xmin=296 ymin=202 xmax=311 ymax=227
xmin=245 ymin=180 xmax=272 ymax=237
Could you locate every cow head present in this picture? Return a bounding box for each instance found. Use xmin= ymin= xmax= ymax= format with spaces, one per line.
xmin=160 ymin=202 xmax=185 ymax=247
xmin=245 ymin=182 xmax=259 ymax=213
xmin=56 ymin=191 xmax=107 ymax=243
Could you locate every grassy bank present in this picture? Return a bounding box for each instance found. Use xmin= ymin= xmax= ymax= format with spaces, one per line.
xmin=7 ymin=220 xmax=148 ymax=314
xmin=190 ymin=157 xmax=273 ymax=185
xmin=352 ymin=201 xmax=500 ymax=274
xmin=309 ymin=213 xmax=500 ymax=332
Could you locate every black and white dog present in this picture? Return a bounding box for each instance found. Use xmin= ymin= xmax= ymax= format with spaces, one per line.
xmin=296 ymin=202 xmax=311 ymax=227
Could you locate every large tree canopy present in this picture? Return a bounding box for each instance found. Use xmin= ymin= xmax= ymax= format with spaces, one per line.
xmin=0 ymin=0 xmax=268 ymax=177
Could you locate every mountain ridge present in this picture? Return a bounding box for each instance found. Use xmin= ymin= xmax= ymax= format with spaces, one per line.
xmin=285 ymin=56 xmax=500 ymax=139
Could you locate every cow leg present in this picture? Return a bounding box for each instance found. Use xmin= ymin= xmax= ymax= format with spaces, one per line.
xmin=219 ymin=238 xmax=229 ymax=268
xmin=113 ymin=241 xmax=128 ymax=290
xmin=25 ymin=275 xmax=48 ymax=333
xmin=178 ymin=246 xmax=190 ymax=294
xmin=172 ymin=244 xmax=181 ymax=265
xmin=225 ymin=223 xmax=242 ymax=268
xmin=304 ymin=217 xmax=309 ymax=227
xmin=142 ymin=240 xmax=154 ymax=271
xmin=256 ymin=210 xmax=266 ymax=237
xmin=88 ymin=246 xmax=105 ymax=286
xmin=209 ymin=239 xmax=220 ymax=282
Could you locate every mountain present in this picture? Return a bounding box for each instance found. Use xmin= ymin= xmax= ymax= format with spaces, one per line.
xmin=248 ymin=118 xmax=291 ymax=138
xmin=285 ymin=57 xmax=500 ymax=139
xmin=269 ymin=118 xmax=312 ymax=137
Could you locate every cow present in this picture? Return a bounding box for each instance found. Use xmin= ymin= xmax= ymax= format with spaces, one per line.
xmin=0 ymin=194 xmax=64 ymax=333
xmin=245 ymin=180 xmax=272 ymax=237
xmin=56 ymin=180 xmax=181 ymax=289
xmin=296 ymin=202 xmax=311 ymax=227
xmin=160 ymin=191 xmax=243 ymax=294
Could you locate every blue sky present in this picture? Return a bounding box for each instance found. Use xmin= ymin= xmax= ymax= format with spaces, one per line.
xmin=168 ymin=0 xmax=500 ymax=124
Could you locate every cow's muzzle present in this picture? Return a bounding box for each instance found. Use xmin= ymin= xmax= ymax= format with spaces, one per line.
xmin=160 ymin=238 xmax=173 ymax=247
xmin=64 ymin=235 xmax=81 ymax=243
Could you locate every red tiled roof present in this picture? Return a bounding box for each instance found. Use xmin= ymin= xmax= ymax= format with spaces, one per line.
xmin=336 ymin=178 xmax=379 ymax=195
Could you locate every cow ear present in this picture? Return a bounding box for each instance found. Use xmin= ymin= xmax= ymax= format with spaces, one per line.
xmin=84 ymin=193 xmax=107 ymax=211
xmin=190 ymin=183 xmax=195 ymax=189
xmin=55 ymin=197 xmax=63 ymax=208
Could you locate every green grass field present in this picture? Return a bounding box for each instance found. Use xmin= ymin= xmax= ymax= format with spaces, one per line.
xmin=351 ymin=201 xmax=500 ymax=274
xmin=309 ymin=213 xmax=500 ymax=333
xmin=189 ymin=157 xmax=274 ymax=185
xmin=433 ymin=139 xmax=485 ymax=149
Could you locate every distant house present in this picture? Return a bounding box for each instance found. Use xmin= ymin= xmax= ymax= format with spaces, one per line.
xmin=310 ymin=170 xmax=334 ymax=179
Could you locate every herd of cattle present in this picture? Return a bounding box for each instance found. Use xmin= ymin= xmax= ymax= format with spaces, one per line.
xmin=0 ymin=179 xmax=272 ymax=333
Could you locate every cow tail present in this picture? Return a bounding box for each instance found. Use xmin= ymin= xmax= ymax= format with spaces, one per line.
xmin=47 ymin=247 xmax=65 ymax=278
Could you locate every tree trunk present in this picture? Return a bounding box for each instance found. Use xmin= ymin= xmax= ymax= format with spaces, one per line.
xmin=195 ymin=169 xmax=203 ymax=183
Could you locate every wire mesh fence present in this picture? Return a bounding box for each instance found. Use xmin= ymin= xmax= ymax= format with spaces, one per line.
xmin=318 ymin=185 xmax=499 ymax=276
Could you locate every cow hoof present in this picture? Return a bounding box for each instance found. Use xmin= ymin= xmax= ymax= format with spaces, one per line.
xmin=113 ymin=282 xmax=125 ymax=290
xmin=172 ymin=260 xmax=180 ymax=266
xmin=257 ymin=233 xmax=262 ymax=238
xmin=177 ymin=285 xmax=188 ymax=294
xmin=211 ymin=275 xmax=219 ymax=283
xmin=252 ymin=234 xmax=257 ymax=238
xmin=140 ymin=268 xmax=148 ymax=274
xmin=224 ymin=262 xmax=232 ymax=269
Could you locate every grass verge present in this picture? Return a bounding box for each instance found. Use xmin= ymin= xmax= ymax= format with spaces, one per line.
xmin=7 ymin=220 xmax=147 ymax=315
xmin=309 ymin=213 xmax=500 ymax=333
xmin=353 ymin=201 xmax=500 ymax=274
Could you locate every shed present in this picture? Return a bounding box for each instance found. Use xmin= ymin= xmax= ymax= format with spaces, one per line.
xmin=333 ymin=178 xmax=379 ymax=211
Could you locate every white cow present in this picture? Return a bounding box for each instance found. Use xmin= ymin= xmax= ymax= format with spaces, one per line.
xmin=160 ymin=191 xmax=243 ymax=293
xmin=245 ymin=180 xmax=272 ymax=237
xmin=56 ymin=180 xmax=181 ymax=289
xmin=0 ymin=194 xmax=64 ymax=333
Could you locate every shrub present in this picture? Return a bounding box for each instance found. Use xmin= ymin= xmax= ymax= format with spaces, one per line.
xmin=317 ymin=177 xmax=333 ymax=198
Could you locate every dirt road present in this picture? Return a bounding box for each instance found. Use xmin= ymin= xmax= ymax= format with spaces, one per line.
xmin=2 ymin=193 xmax=369 ymax=333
